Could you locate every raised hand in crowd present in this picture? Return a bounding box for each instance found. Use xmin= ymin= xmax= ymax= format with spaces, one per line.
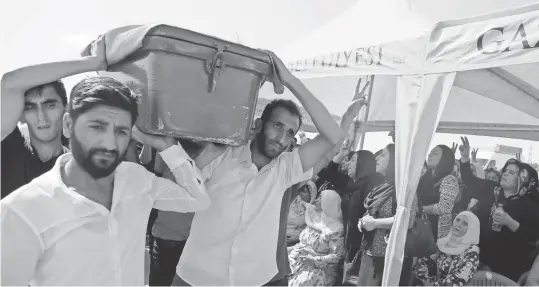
xmin=471 ymin=148 xmax=478 ymax=163
xmin=459 ymin=136 xmax=471 ymax=162
xmin=353 ymin=77 xmax=370 ymax=101
xmin=451 ymin=142 xmax=459 ymax=154
xmin=333 ymin=137 xmax=352 ymax=164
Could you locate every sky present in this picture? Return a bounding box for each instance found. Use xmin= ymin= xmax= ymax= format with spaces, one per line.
xmin=1 ymin=0 xmax=538 ymax=163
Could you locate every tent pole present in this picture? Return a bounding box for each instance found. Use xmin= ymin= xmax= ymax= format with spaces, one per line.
xmin=358 ymin=74 xmax=375 ymax=150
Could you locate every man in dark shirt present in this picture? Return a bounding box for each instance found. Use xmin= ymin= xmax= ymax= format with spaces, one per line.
xmin=1 ymin=40 xmax=108 ymax=198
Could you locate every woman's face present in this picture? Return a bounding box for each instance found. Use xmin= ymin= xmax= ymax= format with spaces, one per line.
xmin=376 ymin=148 xmax=390 ymax=174
xmin=500 ymin=164 xmax=520 ymax=191
xmin=298 ymin=184 xmax=312 ymax=203
xmin=426 ymin=147 xmax=443 ymax=169
xmin=451 ymin=215 xmax=469 ymax=238
xmin=313 ymin=197 xmax=322 ymax=212
xmin=347 ymin=153 xmax=358 ymax=178
xmin=486 ymin=171 xmax=499 ymax=182
xmin=520 ymin=168 xmax=530 ymax=184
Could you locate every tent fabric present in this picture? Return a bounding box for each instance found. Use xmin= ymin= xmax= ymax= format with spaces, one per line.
xmin=383 ymin=72 xmax=455 ymax=285
xmin=257 ymin=73 xmax=539 ymax=140
xmin=384 ymin=5 xmax=539 ymax=286
xmin=262 ymin=2 xmax=539 ymax=286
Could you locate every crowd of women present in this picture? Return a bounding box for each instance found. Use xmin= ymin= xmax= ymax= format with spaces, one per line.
xmin=283 ymin=134 xmax=539 ymax=286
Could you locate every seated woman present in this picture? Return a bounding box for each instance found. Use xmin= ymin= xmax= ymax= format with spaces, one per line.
xmin=288 ymin=189 xmax=345 ymax=286
xmin=414 ymin=211 xmax=481 ymax=286
xmin=286 ymin=180 xmax=318 ymax=246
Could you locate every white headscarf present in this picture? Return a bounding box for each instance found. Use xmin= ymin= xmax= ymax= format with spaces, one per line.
xmin=437 ymin=211 xmax=480 ymax=256
xmin=305 ymin=189 xmax=344 ymax=235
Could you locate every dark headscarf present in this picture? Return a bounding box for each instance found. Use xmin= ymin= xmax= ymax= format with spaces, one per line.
xmin=519 ymin=163 xmax=538 ymax=194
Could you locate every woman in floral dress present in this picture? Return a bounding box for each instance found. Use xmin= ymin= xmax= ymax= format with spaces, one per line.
xmin=414 ymin=211 xmax=481 ymax=286
xmin=288 ymin=189 xmax=344 ymax=286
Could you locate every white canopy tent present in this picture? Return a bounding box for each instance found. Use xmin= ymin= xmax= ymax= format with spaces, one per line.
xmin=259 ymin=2 xmax=539 ymax=286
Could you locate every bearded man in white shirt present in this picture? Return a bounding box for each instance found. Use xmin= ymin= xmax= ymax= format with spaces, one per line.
xmin=173 ymin=52 xmax=356 ymax=286
xmin=1 ymin=76 xmax=210 ymax=286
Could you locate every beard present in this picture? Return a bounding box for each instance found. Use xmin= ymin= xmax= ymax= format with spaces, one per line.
xmin=70 ymin=131 xmax=124 ymax=179
xmin=255 ymin=126 xmax=285 ymax=159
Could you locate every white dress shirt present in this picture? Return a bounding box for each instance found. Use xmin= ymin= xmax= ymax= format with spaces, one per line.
xmin=177 ymin=144 xmax=313 ymax=286
xmin=1 ymin=144 xmax=209 ymax=286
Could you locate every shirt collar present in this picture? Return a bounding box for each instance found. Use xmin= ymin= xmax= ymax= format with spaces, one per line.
xmin=232 ymin=142 xmax=253 ymax=163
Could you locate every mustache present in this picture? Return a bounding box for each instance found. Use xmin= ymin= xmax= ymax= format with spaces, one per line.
xmin=88 ymin=148 xmax=119 ymax=158
xmin=269 ymin=141 xmax=284 ymax=151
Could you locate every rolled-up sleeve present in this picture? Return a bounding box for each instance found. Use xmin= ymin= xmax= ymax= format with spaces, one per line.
xmin=278 ymin=149 xmax=314 ymax=188
xmin=1 ymin=204 xmax=43 ymax=286
xmin=151 ymin=144 xmax=210 ymax=212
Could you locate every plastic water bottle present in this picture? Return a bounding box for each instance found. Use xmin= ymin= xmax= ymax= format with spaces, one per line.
xmin=492 ymin=204 xmax=504 ymax=232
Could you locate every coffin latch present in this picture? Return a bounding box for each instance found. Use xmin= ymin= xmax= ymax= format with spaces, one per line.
xmin=205 ymin=44 xmax=229 ymax=93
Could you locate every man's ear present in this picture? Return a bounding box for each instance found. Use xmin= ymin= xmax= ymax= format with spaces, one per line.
xmin=19 ymin=113 xmax=26 ymax=124
xmin=249 ymin=118 xmax=263 ymax=141
xmin=254 ymin=118 xmax=263 ymax=133
xmin=63 ymin=113 xmax=73 ymax=139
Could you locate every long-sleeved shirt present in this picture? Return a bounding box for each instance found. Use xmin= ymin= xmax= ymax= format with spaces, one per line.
xmin=414 ymin=245 xmax=480 ymax=286
xmin=0 ymin=144 xmax=209 ymax=286
xmin=460 ymin=161 xmax=539 ymax=280
xmin=425 ymin=175 xmax=460 ymax=239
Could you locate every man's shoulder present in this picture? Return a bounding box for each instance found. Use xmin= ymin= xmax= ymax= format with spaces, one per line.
xmin=2 ymin=172 xmax=60 ymax=213
xmin=1 ymin=126 xmax=31 ymax=155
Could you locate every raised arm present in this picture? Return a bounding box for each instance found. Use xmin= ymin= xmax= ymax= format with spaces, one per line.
xmin=268 ymin=52 xmax=353 ymax=172
xmin=131 ymin=127 xmax=210 ymax=212
xmin=1 ymin=38 xmax=107 ymax=140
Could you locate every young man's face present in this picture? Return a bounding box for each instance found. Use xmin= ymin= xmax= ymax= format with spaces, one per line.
xmin=23 ymin=86 xmax=65 ymax=143
xmin=66 ymin=105 xmax=132 ymax=179
xmin=256 ymin=107 xmax=300 ymax=159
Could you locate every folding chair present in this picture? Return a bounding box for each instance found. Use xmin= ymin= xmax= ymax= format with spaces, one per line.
xmin=465 ymin=271 xmax=518 ymax=286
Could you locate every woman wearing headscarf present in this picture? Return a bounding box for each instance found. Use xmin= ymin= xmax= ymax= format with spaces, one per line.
xmin=356 ymin=144 xmax=418 ymax=286
xmin=414 ymin=211 xmax=480 ymax=286
xmin=458 ymin=137 xmax=539 ymax=281
xmin=417 ymin=145 xmax=459 ymax=239
xmin=286 ymin=180 xmax=319 ymax=246
xmin=288 ymin=189 xmax=345 ymax=286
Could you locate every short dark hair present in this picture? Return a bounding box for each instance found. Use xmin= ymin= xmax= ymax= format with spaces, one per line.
xmin=68 ymin=77 xmax=139 ymax=124
xmin=260 ymin=99 xmax=302 ymax=132
xmin=25 ymin=80 xmax=67 ymax=106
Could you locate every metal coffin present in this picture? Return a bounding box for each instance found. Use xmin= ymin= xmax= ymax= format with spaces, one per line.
xmin=99 ymin=25 xmax=272 ymax=146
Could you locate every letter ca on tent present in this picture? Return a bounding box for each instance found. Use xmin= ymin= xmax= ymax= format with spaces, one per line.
xmin=477 ymin=23 xmax=539 ymax=54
